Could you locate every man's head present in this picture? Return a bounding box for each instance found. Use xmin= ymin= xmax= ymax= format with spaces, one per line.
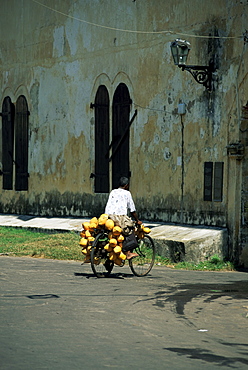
xmin=119 ymin=177 xmax=129 ymax=189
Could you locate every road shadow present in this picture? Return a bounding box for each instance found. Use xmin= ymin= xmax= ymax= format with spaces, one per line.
xmin=135 ymin=279 xmax=248 ymax=315
xmin=235 ymin=266 xmax=248 ymax=273
xmin=74 ymin=272 xmax=135 ymax=279
xmin=164 ymin=346 xmax=248 ymax=367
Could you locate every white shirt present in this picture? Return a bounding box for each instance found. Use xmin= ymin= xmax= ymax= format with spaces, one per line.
xmin=105 ymin=188 xmax=136 ymax=215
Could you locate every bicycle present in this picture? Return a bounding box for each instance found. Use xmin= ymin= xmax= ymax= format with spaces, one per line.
xmin=90 ymin=229 xmax=156 ymax=278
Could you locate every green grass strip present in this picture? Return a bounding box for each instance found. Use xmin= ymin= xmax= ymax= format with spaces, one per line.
xmin=0 ymin=227 xmax=235 ymax=271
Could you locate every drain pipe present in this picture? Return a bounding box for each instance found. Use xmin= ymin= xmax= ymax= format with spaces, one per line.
xmin=178 ymin=103 xmax=186 ymax=224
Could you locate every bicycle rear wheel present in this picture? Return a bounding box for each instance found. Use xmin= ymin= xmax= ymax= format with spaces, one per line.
xmin=90 ymin=233 xmax=114 ymax=278
xmin=129 ymin=235 xmax=155 ymax=277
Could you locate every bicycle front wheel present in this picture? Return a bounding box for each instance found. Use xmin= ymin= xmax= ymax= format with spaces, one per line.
xmin=90 ymin=233 xmax=114 ymax=278
xmin=129 ymin=235 xmax=155 ymax=277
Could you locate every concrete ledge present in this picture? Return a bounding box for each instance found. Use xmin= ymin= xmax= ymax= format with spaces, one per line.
xmin=0 ymin=214 xmax=89 ymax=232
xmin=150 ymin=224 xmax=228 ymax=263
xmin=0 ymin=214 xmax=229 ymax=264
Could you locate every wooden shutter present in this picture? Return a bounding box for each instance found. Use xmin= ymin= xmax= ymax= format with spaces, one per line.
xmin=204 ymin=162 xmax=213 ymax=201
xmin=1 ymin=97 xmax=14 ymax=190
xmin=94 ymin=86 xmax=109 ymax=193
xmin=15 ymin=96 xmax=29 ymax=191
xmin=112 ymin=83 xmax=131 ymax=189
xmin=213 ymin=162 xmax=224 ymax=201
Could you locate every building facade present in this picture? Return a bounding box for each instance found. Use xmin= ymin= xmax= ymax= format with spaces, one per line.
xmin=0 ymin=0 xmax=248 ymax=264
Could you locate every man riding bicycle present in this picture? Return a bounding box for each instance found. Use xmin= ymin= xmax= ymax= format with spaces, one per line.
xmin=105 ymin=177 xmax=142 ymax=259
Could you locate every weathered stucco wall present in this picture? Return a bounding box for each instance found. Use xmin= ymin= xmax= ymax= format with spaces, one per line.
xmin=0 ymin=0 xmax=248 ymax=261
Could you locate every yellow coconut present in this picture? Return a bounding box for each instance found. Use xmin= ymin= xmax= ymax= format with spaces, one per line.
xmin=83 ymin=222 xmax=91 ymax=230
xmin=105 ymin=219 xmax=115 ymax=231
xmin=109 ymin=238 xmax=117 ymax=247
xmin=109 ymin=251 xmax=119 ymax=261
xmin=104 ymin=243 xmax=113 ymax=252
xmin=87 ymin=236 xmax=95 ymax=243
xmin=85 ymin=230 xmax=92 ymax=238
xmin=119 ymin=251 xmax=127 ymax=260
xmin=109 ymin=252 xmax=115 ymax=261
xmin=143 ymin=227 xmax=151 ymax=234
xmin=79 ymin=238 xmax=88 ymax=247
xmin=98 ymin=214 xmax=109 ymax=225
xmin=89 ymin=222 xmax=97 ymax=230
xmin=90 ymin=217 xmax=98 ymax=224
xmin=112 ymin=226 xmax=122 ymax=236
xmin=117 ymin=234 xmax=124 ymax=242
xmin=113 ymin=245 xmax=122 ymax=253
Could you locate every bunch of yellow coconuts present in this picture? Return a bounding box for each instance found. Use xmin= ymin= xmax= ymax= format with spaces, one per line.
xmin=79 ymin=213 xmax=151 ymax=265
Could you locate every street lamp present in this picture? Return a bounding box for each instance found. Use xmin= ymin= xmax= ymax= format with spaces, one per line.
xmin=170 ymin=38 xmax=214 ymax=91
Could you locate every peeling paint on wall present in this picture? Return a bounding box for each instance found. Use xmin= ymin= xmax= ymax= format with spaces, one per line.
xmin=0 ymin=0 xmax=248 ymax=262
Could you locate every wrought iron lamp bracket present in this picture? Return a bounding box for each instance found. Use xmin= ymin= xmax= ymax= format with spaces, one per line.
xmin=179 ymin=64 xmax=213 ymax=91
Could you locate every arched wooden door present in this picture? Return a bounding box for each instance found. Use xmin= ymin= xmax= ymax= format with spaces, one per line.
xmin=112 ymin=83 xmax=131 ymax=189
xmin=94 ymin=85 xmax=110 ymax=193
xmin=1 ymin=97 xmax=15 ymax=189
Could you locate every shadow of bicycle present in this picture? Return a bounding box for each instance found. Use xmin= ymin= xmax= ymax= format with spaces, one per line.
xmin=74 ymin=271 xmax=135 ymax=279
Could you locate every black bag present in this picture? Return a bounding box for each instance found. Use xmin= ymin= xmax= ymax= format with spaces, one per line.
xmin=122 ymin=232 xmax=138 ymax=252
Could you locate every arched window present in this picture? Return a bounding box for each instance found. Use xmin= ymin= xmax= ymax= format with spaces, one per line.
xmin=15 ymin=95 xmax=29 ymax=191
xmin=94 ymin=85 xmax=110 ymax=193
xmin=112 ymin=83 xmax=131 ymax=189
xmin=1 ymin=97 xmax=15 ymax=189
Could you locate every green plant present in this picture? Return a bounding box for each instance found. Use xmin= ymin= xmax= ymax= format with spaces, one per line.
xmin=0 ymin=227 xmax=83 ymax=261
xmin=171 ymin=255 xmax=234 ymax=271
xmin=0 ymin=227 xmax=235 ymax=271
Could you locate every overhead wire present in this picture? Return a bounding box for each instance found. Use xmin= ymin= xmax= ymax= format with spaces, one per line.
xmin=31 ymin=0 xmax=244 ymax=40
xmin=30 ymin=0 xmax=247 ymax=116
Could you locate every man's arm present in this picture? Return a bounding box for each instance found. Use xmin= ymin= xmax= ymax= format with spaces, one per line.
xmin=130 ymin=211 xmax=142 ymax=225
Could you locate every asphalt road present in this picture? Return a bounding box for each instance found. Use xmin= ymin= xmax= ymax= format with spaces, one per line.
xmin=0 ymin=257 xmax=248 ymax=370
